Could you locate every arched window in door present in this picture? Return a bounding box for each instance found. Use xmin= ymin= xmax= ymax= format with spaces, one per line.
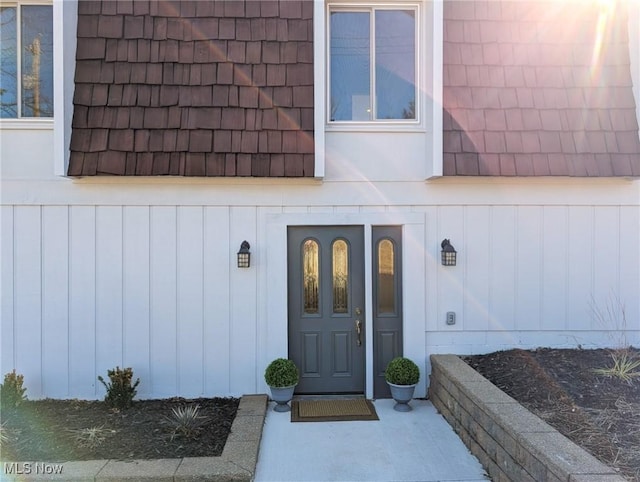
xmin=302 ymin=239 xmax=319 ymax=314
xmin=332 ymin=239 xmax=349 ymax=313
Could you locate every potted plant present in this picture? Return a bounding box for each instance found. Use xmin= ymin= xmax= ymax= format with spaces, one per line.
xmin=264 ymin=358 xmax=299 ymax=412
xmin=385 ymin=357 xmax=420 ymax=412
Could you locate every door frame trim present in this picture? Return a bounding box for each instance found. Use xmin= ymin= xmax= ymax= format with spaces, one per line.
xmin=263 ymin=212 xmax=426 ymax=400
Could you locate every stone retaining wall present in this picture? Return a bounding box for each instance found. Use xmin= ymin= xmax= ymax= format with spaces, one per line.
xmin=429 ymin=355 xmax=626 ymax=482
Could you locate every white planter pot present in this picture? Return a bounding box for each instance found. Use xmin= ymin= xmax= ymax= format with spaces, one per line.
xmin=269 ymin=385 xmax=296 ymax=412
xmin=387 ymin=382 xmax=417 ymax=412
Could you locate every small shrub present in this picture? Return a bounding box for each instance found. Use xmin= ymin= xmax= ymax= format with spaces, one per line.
xmin=264 ymin=358 xmax=299 ymax=388
xmin=0 ymin=370 xmax=27 ymax=408
xmin=70 ymin=426 xmax=113 ymax=449
xmin=385 ymin=357 xmax=420 ymax=385
xmin=593 ymin=348 xmax=640 ymax=383
xmin=165 ymin=404 xmax=209 ymax=439
xmin=0 ymin=421 xmax=9 ymax=447
xmin=98 ymin=367 xmax=140 ymax=409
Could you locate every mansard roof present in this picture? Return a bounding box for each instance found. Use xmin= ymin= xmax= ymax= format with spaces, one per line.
xmin=442 ymin=1 xmax=640 ymax=176
xmin=68 ymin=1 xmax=640 ymax=178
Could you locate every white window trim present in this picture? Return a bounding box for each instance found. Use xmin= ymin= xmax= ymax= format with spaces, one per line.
xmin=325 ymin=1 xmax=424 ymax=132
xmin=630 ymin=1 xmax=640 ymax=143
xmin=314 ymin=0 xmax=326 ymax=177
xmin=53 ymin=0 xmax=76 ymax=176
xmin=0 ymin=118 xmax=53 ymax=129
xmin=430 ymin=0 xmax=443 ymax=177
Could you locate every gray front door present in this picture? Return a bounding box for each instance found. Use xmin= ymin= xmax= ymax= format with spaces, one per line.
xmin=288 ymin=226 xmax=365 ymax=394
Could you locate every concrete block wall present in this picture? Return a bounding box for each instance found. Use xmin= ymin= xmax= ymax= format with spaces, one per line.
xmin=429 ymin=355 xmax=625 ymax=482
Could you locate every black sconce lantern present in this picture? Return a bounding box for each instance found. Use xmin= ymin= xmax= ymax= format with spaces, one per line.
xmin=237 ymin=241 xmax=251 ymax=268
xmin=441 ymin=239 xmax=457 ymax=266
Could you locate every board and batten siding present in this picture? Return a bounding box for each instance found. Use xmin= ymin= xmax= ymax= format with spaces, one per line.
xmin=1 ymin=200 xmax=639 ymax=399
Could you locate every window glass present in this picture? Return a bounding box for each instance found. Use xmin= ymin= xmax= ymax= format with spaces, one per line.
xmin=330 ymin=11 xmax=370 ymax=121
xmin=21 ymin=5 xmax=54 ymax=117
xmin=0 ymin=4 xmax=53 ymax=118
xmin=0 ymin=7 xmax=18 ymax=118
xmin=377 ymin=239 xmax=396 ymax=314
xmin=332 ymin=239 xmax=349 ymax=313
xmin=303 ymin=240 xmax=320 ymax=314
xmin=329 ymin=7 xmax=416 ymax=122
xmin=375 ymin=10 xmax=415 ymax=120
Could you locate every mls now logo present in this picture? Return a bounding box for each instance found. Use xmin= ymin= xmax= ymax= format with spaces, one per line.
xmin=4 ymin=462 xmax=64 ymax=475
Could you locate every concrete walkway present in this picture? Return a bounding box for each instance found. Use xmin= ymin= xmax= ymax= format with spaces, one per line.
xmin=255 ymin=398 xmax=489 ymax=482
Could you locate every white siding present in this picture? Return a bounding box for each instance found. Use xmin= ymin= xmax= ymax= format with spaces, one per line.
xmin=1 ymin=206 xmax=15 ymax=376
xmin=122 ymin=207 xmax=151 ymax=395
xmin=1 ymin=190 xmax=639 ymax=399
xmin=203 ymin=207 xmax=231 ymax=395
xmin=42 ymin=206 xmax=70 ymax=398
xmin=96 ymin=206 xmax=123 ymax=395
xmin=177 ymin=207 xmax=205 ymax=397
xmin=14 ymin=207 xmax=43 ymax=397
xmin=150 ymin=206 xmax=178 ymax=397
xmin=69 ymin=206 xmax=97 ymax=398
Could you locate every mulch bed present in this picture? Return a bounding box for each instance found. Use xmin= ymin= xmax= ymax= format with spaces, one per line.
xmin=1 ymin=397 xmax=239 ymax=462
xmin=464 ymin=348 xmax=640 ymax=481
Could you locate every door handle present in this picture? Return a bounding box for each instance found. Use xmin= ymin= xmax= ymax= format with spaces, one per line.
xmin=355 ymin=319 xmax=362 ymax=346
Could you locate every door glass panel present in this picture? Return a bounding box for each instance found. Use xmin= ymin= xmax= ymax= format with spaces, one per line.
xmin=303 ymin=239 xmax=319 ymax=314
xmin=377 ymin=239 xmax=395 ymax=314
xmin=332 ymin=239 xmax=349 ymax=313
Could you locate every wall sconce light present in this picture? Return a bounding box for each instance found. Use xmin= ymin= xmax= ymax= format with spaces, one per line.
xmin=441 ymin=239 xmax=457 ymax=266
xmin=237 ymin=241 xmax=251 ymax=268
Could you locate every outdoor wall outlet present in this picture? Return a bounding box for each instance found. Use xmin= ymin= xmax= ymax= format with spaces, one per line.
xmin=446 ymin=312 xmax=456 ymax=325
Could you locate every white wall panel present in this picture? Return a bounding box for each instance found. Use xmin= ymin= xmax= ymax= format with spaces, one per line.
xmin=402 ymin=221 xmax=427 ymax=398
xmin=463 ymin=207 xmax=490 ymax=331
xmin=423 ymin=207 xmax=439 ymax=332
xmin=436 ymin=206 xmax=464 ymax=331
xmin=541 ymin=207 xmax=568 ymax=331
xmin=203 ymin=207 xmax=231 ymax=395
xmin=229 ymin=207 xmax=258 ymax=395
xmin=177 ymin=207 xmax=204 ymax=397
xmin=489 ymin=206 xmax=516 ymax=331
xmin=592 ymin=207 xmax=621 ymax=332
xmin=325 ymin=132 xmax=428 ymax=182
xmin=95 ymin=207 xmax=123 ymax=385
xmin=256 ymin=206 xmax=284 ymax=394
xmin=618 ymin=206 xmax=640 ymax=338
xmin=68 ymin=206 xmax=96 ymax=398
xmin=1 ymin=206 xmax=15 ymax=374
xmin=515 ymin=206 xmax=542 ymax=330
xmin=566 ymin=207 xmax=594 ymax=332
xmin=150 ymin=207 xmax=178 ymax=397
xmin=122 ymin=207 xmax=150 ymax=396
xmin=13 ymin=207 xmax=42 ymax=397
xmin=42 ymin=206 xmax=70 ymax=398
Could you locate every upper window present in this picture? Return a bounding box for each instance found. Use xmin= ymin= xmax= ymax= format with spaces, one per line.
xmin=0 ymin=3 xmax=53 ymax=118
xmin=328 ymin=5 xmax=417 ymax=123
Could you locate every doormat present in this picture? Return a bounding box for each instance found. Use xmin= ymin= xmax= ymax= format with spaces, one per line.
xmin=291 ymin=399 xmax=379 ymax=422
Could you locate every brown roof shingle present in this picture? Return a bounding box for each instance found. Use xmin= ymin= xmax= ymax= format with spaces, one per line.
xmin=69 ymin=0 xmax=314 ymax=177
xmin=443 ymin=0 xmax=640 ymax=176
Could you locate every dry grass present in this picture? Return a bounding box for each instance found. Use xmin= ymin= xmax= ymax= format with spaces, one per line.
xmin=593 ymin=349 xmax=640 ymax=383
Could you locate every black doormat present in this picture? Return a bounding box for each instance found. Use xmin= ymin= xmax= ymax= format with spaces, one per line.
xmin=291 ymin=399 xmax=379 ymax=422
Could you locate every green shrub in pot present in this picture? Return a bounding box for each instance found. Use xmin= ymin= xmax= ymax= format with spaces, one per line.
xmin=264 ymin=358 xmax=299 ymax=388
xmin=385 ymin=357 xmax=420 ymax=386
